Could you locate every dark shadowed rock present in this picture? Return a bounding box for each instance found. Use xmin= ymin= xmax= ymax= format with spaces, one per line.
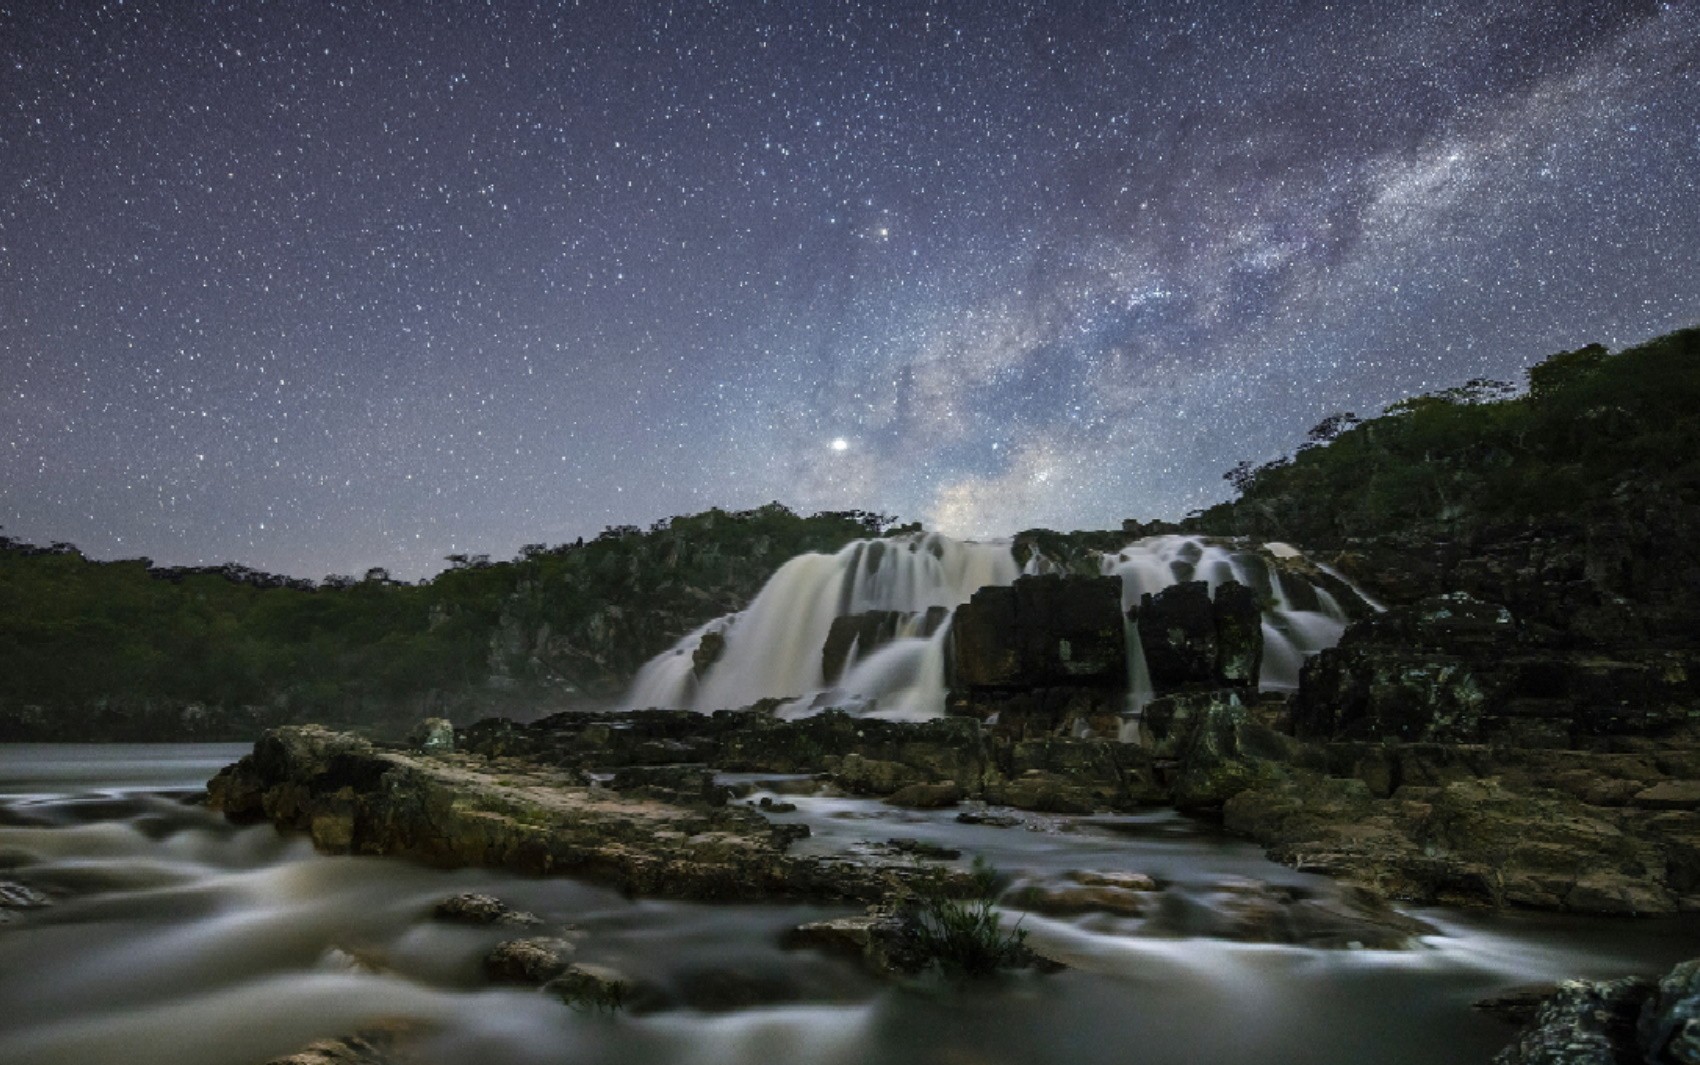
xmin=1212 ymin=580 xmax=1264 ymax=687
xmin=821 ymin=610 xmax=906 ymax=684
xmin=1639 ymin=958 xmax=1700 ymax=1064
xmin=1493 ymin=977 xmax=1651 ymax=1065
xmin=951 ymin=574 xmax=1126 ymax=690
xmin=1135 ymin=581 xmax=1217 ymax=690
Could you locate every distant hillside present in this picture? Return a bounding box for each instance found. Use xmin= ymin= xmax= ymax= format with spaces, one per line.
xmin=0 ymin=505 xmax=897 ymax=739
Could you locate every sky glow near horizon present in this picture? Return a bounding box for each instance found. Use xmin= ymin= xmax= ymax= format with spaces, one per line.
xmin=2 ymin=1 xmax=1697 ymax=579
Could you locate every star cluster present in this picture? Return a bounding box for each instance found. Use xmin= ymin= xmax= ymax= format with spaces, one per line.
xmin=3 ymin=1 xmax=1697 ymax=578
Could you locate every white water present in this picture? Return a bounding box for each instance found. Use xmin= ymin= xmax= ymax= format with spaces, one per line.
xmin=626 ymin=533 xmax=1361 ymax=723
xmin=1100 ymin=537 xmax=1354 ymax=708
xmin=626 ymin=533 xmax=1017 ymax=719
xmin=5 ymin=747 xmax=1696 ymax=1065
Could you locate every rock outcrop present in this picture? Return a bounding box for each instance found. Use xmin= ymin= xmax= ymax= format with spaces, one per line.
xmin=207 ymin=724 xmax=974 ymax=902
xmin=1493 ymin=956 xmax=1700 ymax=1065
xmin=949 ymin=573 xmax=1127 ymax=737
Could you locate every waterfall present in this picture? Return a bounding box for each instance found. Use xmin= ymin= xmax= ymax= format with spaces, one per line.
xmin=1099 ymin=536 xmax=1353 ymax=697
xmin=624 ymin=532 xmax=1019 ymax=718
xmin=625 ymin=531 xmax=1362 ymax=723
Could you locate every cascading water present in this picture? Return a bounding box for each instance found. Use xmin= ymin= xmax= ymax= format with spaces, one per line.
xmin=625 ymin=532 xmax=1019 ymax=719
xmin=1101 ymin=536 xmax=1361 ymax=712
xmin=625 ymin=531 xmax=1368 ymax=725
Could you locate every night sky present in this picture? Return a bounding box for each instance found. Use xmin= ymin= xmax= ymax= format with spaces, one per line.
xmin=3 ymin=2 xmax=1697 ymax=580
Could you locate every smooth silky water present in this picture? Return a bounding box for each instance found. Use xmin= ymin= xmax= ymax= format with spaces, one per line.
xmin=3 ymin=746 xmax=1697 ymax=1065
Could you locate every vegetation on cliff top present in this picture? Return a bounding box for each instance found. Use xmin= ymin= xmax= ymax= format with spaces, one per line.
xmin=1195 ymin=326 xmax=1700 ymax=543
xmin=0 ymin=505 xmax=896 ymax=724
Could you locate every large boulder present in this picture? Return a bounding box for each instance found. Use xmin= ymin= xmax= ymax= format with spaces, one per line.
xmin=1135 ymin=581 xmax=1216 ymax=689
xmin=1132 ymin=579 xmax=1264 ymax=692
xmin=951 ymin=574 xmax=1126 ymax=690
xmin=1213 ymin=580 xmax=1264 ymax=687
xmin=1494 ymin=977 xmax=1652 ymax=1065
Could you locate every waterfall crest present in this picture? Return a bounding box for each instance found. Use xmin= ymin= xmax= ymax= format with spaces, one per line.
xmin=624 ymin=531 xmax=1362 ymax=723
xmin=624 ymin=532 xmax=1019 ymax=718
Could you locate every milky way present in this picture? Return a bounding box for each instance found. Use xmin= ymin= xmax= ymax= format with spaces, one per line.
xmin=3 ymin=1 xmax=1697 ymax=578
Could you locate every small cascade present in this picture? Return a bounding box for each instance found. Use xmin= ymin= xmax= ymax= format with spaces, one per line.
xmin=624 ymin=532 xmax=1019 ymax=717
xmin=1099 ymin=535 xmax=1354 ymax=698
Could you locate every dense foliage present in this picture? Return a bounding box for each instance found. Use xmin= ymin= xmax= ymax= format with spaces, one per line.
xmin=0 ymin=504 xmax=895 ymax=725
xmin=1194 ymin=326 xmax=1700 ymax=543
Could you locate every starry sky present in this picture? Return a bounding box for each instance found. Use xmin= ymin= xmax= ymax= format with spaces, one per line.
xmin=3 ymin=1 xmax=1698 ymax=580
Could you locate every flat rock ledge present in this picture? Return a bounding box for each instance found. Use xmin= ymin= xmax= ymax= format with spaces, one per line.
xmin=208 ymin=725 xmax=971 ymax=902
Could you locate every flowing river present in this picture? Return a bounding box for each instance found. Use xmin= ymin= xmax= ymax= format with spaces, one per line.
xmin=2 ymin=744 xmax=1695 ymax=1065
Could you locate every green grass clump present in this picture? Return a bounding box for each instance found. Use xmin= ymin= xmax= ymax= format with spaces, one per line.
xmin=901 ymin=858 xmax=1031 ymax=977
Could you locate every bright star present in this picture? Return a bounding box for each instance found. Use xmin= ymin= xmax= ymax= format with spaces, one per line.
xmin=830 ymin=437 xmax=849 ymax=452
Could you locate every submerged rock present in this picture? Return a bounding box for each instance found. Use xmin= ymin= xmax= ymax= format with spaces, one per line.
xmin=264 ymin=1023 xmax=418 ymax=1065
xmin=546 ymin=962 xmax=641 ymax=1010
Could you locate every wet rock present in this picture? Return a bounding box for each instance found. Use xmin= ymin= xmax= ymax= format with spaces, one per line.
xmin=0 ymin=878 xmax=49 ymax=924
xmin=885 ymin=838 xmax=962 ymax=860
xmin=608 ymin=763 xmax=728 ymax=806
xmin=210 ymin=725 xmax=979 ymax=904
xmin=1639 ymin=958 xmax=1700 ymax=1064
xmin=1002 ymin=871 xmax=1158 ymax=917
xmin=821 ymin=610 xmax=907 ymax=684
xmin=955 ymin=807 xmax=1023 ymax=828
xmin=546 ymin=962 xmax=640 ymax=1011
xmin=1474 ymin=984 xmax=1563 ymax=1025
xmin=831 ymin=753 xmax=927 ymax=795
xmin=407 ymin=717 xmax=455 ymax=754
xmin=1135 ymin=580 xmax=1217 ymax=689
xmin=884 ymin=781 xmax=963 ymax=809
xmin=1493 ymin=977 xmax=1651 ymax=1065
xmin=264 ymin=1024 xmax=416 ymax=1065
xmin=987 ymin=771 xmax=1099 ymax=814
xmin=692 ymin=630 xmax=726 ymax=678
xmin=1144 ymin=879 xmax=1435 ymax=949
xmin=484 ymin=936 xmax=578 ymax=984
xmin=1224 ymin=773 xmax=1683 ymax=915
xmin=784 ymin=910 xmax=927 ymax=976
xmin=1212 ymin=580 xmax=1264 ymax=687
xmin=755 ymin=796 xmax=798 ymax=813
xmin=432 ymin=892 xmax=541 ymax=927
xmin=951 ymin=574 xmax=1126 ymax=689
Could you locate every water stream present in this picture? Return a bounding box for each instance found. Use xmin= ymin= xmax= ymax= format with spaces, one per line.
xmin=3 ymin=745 xmax=1696 ymax=1065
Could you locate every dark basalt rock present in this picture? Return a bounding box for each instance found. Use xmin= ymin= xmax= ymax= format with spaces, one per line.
xmin=1292 ymin=592 xmax=1700 ymax=746
xmin=1213 ymin=580 xmax=1264 ymax=687
xmin=1134 ymin=580 xmax=1217 ymax=690
xmin=821 ymin=610 xmax=907 ymax=684
xmin=951 ymin=574 xmax=1126 ymax=690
